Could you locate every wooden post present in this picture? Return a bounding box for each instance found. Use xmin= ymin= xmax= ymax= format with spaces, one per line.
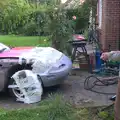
xmin=114 ymin=65 xmax=120 ymax=120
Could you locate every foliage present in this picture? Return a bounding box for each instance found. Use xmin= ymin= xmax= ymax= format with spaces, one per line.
xmin=98 ymin=106 xmax=114 ymax=120
xmin=98 ymin=111 xmax=114 ymax=120
xmin=0 ymin=0 xmax=31 ymax=34
xmin=44 ymin=8 xmax=74 ymax=52
xmin=66 ymin=2 xmax=91 ymax=33
xmin=42 ymin=0 xmax=91 ymax=52
xmin=0 ymin=94 xmax=74 ymax=120
xmin=0 ymin=0 xmax=91 ymax=35
xmin=0 ymin=0 xmax=49 ymax=35
xmin=0 ymin=0 xmax=94 ymax=52
xmin=0 ymin=94 xmax=101 ymax=120
xmin=86 ymin=0 xmax=97 ymax=14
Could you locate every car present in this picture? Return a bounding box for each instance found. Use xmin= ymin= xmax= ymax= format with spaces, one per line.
xmin=0 ymin=43 xmax=72 ymax=98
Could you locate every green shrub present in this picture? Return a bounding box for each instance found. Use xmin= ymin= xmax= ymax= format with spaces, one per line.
xmin=66 ymin=2 xmax=90 ymax=34
xmin=44 ymin=8 xmax=74 ymax=52
xmin=0 ymin=0 xmax=91 ymax=37
xmin=22 ymin=21 xmax=37 ymax=36
xmin=0 ymin=0 xmax=92 ymax=53
xmin=0 ymin=0 xmax=49 ymax=35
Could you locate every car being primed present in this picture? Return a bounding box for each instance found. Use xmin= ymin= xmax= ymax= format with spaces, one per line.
xmin=0 ymin=43 xmax=72 ymax=92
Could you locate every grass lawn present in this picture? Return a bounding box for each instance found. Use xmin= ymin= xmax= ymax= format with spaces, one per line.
xmin=0 ymin=35 xmax=50 ymax=47
xmin=0 ymin=94 xmax=113 ymax=120
xmin=0 ymin=95 xmax=101 ymax=120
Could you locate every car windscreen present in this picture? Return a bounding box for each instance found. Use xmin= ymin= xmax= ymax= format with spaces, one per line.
xmin=0 ymin=43 xmax=10 ymax=52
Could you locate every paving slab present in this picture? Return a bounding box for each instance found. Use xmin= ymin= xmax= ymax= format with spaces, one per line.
xmin=61 ymin=72 xmax=117 ymax=107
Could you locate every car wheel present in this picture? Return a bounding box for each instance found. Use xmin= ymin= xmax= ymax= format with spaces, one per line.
xmin=8 ymin=77 xmax=24 ymax=99
xmin=8 ymin=72 xmax=44 ymax=99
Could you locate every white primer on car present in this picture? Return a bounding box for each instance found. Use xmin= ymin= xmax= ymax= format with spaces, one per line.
xmin=9 ymin=70 xmax=43 ymax=104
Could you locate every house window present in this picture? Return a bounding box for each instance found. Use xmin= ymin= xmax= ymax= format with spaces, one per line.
xmin=98 ymin=0 xmax=102 ymax=29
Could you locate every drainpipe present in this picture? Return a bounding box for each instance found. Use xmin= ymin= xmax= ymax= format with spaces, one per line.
xmin=119 ymin=9 xmax=120 ymax=50
xmin=114 ymin=4 xmax=120 ymax=120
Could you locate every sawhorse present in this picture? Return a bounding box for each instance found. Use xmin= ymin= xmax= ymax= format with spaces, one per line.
xmin=68 ymin=40 xmax=92 ymax=73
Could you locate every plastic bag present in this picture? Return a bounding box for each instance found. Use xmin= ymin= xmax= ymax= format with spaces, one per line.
xmin=11 ymin=70 xmax=43 ymax=104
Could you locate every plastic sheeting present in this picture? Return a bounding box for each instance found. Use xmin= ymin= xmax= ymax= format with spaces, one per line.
xmin=19 ymin=47 xmax=63 ymax=74
xmin=9 ymin=47 xmax=65 ymax=103
xmin=10 ymin=70 xmax=43 ymax=104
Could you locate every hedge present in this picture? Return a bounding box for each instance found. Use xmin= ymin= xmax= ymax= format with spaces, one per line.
xmin=0 ymin=0 xmax=90 ymax=36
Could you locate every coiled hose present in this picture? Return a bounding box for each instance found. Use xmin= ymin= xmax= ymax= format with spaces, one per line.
xmin=84 ymin=75 xmax=118 ymax=95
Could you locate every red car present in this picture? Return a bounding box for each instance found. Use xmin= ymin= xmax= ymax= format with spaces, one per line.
xmin=0 ymin=43 xmax=72 ymax=99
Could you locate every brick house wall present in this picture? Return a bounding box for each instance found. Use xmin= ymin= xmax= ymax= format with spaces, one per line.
xmin=97 ymin=0 xmax=120 ymax=51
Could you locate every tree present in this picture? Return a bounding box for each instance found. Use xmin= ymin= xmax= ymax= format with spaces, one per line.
xmin=0 ymin=0 xmax=31 ymax=34
xmin=40 ymin=0 xmax=74 ymax=53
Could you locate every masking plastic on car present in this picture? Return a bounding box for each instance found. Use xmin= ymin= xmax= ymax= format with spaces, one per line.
xmin=8 ymin=70 xmax=43 ymax=104
xmin=19 ymin=47 xmax=63 ymax=74
xmin=7 ymin=47 xmax=72 ymax=103
xmin=0 ymin=43 xmax=72 ymax=98
xmin=9 ymin=47 xmax=63 ymax=103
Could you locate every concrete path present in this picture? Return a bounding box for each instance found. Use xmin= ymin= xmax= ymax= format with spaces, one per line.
xmin=61 ymin=71 xmax=117 ymax=107
xmin=0 ymin=71 xmax=117 ymax=109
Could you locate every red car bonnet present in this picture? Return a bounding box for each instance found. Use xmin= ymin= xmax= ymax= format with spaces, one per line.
xmin=0 ymin=47 xmax=34 ymax=58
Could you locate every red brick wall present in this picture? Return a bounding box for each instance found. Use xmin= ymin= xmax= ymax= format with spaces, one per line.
xmin=98 ymin=0 xmax=120 ymax=51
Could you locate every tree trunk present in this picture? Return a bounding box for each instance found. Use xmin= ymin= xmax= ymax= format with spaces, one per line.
xmin=52 ymin=40 xmax=57 ymax=49
xmin=52 ymin=40 xmax=60 ymax=50
xmin=114 ymin=79 xmax=120 ymax=120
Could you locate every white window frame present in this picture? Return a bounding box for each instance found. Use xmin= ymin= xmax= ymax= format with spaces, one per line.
xmin=98 ymin=0 xmax=102 ymax=29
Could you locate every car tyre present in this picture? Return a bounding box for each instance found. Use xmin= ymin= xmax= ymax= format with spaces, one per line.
xmin=8 ymin=77 xmax=24 ymax=100
xmin=8 ymin=72 xmax=44 ymax=100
